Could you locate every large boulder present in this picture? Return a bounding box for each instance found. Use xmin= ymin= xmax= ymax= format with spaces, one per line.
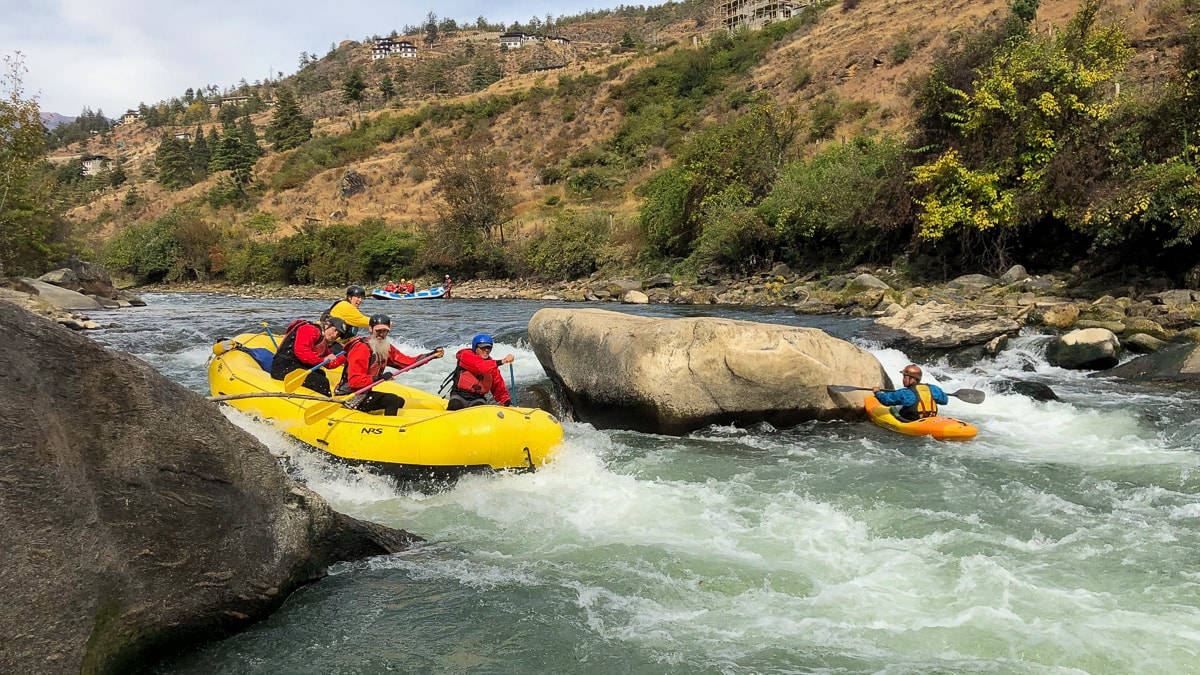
xmin=1091 ymin=342 xmax=1200 ymax=384
xmin=0 ymin=301 xmax=420 ymax=675
xmin=62 ymin=256 xmax=118 ymax=299
xmin=16 ymin=276 xmax=105 ymax=310
xmin=1045 ymin=327 xmax=1122 ymax=370
xmin=868 ymin=301 xmax=1020 ymax=352
xmin=527 ymin=308 xmax=886 ymax=435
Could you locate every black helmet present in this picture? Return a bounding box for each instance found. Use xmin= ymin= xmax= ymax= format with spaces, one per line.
xmin=347 ymin=284 xmax=366 ymax=298
xmin=324 ymin=316 xmax=350 ymax=338
xmin=369 ymin=314 xmax=392 ymax=329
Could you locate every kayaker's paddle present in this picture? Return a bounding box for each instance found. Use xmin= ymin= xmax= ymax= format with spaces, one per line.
xmin=262 ymin=321 xmax=279 ymax=349
xmin=827 ymin=384 xmax=986 ymax=404
xmin=303 ymin=350 xmax=442 ymax=424
xmin=283 ymin=356 xmax=336 ymax=393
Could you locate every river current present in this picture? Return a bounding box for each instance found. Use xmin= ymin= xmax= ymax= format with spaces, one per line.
xmin=82 ymin=292 xmax=1200 ymax=674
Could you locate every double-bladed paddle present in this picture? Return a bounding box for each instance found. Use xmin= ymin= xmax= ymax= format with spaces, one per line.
xmin=283 ymin=356 xmax=337 ymax=393
xmin=302 ymin=350 xmax=442 ymax=424
xmin=827 ymin=384 xmax=986 ymax=404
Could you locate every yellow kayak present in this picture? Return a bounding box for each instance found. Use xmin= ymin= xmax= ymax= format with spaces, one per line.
xmin=864 ymin=395 xmax=978 ymax=441
xmin=206 ymin=333 xmax=563 ymax=478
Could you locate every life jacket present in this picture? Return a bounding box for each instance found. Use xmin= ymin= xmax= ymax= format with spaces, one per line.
xmin=441 ymin=363 xmax=492 ymax=399
xmin=898 ymin=384 xmax=938 ymax=422
xmin=320 ymin=300 xmax=360 ymax=338
xmin=269 ymin=319 xmax=317 ymax=379
xmin=334 ymin=338 xmax=384 ymax=395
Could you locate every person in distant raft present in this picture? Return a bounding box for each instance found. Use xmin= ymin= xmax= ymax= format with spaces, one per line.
xmin=445 ymin=333 xmax=513 ymax=410
xmin=873 ymin=364 xmax=949 ymax=422
xmin=335 ymin=314 xmax=444 ymax=416
xmin=321 ymin=285 xmax=370 ymax=338
xmin=269 ymin=317 xmax=350 ymax=396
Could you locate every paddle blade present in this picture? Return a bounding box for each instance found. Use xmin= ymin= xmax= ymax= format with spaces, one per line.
xmin=283 ymin=369 xmax=309 ymax=393
xmin=303 ymin=401 xmax=343 ymax=425
xmin=950 ymin=389 xmax=986 ymax=404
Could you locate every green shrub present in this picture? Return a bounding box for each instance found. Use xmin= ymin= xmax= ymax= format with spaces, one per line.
xmin=526 ymin=212 xmax=611 ymax=280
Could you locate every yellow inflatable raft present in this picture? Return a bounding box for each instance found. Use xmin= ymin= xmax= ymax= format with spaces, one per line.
xmin=864 ymin=395 xmax=978 ymax=441
xmin=206 ymin=333 xmax=563 ymax=479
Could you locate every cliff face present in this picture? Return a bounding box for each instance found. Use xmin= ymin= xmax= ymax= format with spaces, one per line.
xmin=61 ymin=0 xmax=1180 ymax=242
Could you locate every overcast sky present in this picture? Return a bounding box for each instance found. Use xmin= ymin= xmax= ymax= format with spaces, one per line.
xmin=2 ymin=0 xmax=615 ymax=117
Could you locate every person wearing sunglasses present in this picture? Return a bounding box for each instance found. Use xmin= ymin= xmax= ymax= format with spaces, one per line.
xmin=444 ymin=333 xmax=514 ymax=410
xmin=872 ymin=364 xmax=949 ymax=422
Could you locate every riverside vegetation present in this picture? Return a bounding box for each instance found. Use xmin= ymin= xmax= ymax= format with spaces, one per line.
xmin=4 ymin=0 xmax=1200 ymax=301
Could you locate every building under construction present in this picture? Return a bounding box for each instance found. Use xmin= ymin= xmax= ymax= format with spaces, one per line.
xmin=716 ymin=0 xmax=811 ymax=31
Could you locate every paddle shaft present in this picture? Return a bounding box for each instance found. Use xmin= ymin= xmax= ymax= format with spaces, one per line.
xmin=828 ymin=384 xmax=985 ymax=404
xmin=283 ymin=355 xmax=337 ymax=393
xmin=262 ymin=321 xmax=279 ymax=349
xmin=508 ymin=362 xmax=517 ymax=407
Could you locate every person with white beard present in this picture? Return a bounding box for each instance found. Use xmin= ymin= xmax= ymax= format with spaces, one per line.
xmin=334 ymin=314 xmax=444 ymax=415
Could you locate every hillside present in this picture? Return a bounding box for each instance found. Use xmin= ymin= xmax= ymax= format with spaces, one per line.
xmin=44 ymin=0 xmax=1199 ymax=284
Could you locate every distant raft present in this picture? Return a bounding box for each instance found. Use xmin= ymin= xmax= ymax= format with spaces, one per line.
xmin=207 ymin=333 xmax=563 ymax=479
xmin=864 ymin=394 xmax=978 ymax=441
xmin=371 ymin=286 xmax=447 ymax=300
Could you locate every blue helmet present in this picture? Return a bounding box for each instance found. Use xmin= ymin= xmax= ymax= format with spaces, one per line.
xmin=471 ymin=333 xmax=493 ymax=349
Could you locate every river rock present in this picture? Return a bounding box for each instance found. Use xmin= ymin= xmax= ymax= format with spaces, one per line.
xmin=527 ymin=308 xmax=886 ymax=435
xmin=869 ymin=301 xmax=1020 ymax=351
xmin=998 ymin=265 xmax=1028 ymax=286
xmin=1045 ymin=327 xmax=1122 ymax=370
xmin=0 ymin=301 xmax=421 ymax=674
xmin=1092 ymin=342 xmax=1200 ymax=383
xmin=1125 ymin=333 xmax=1168 ymax=353
xmin=16 ymin=276 xmax=105 ymax=310
xmin=641 ymin=273 xmax=673 ymax=289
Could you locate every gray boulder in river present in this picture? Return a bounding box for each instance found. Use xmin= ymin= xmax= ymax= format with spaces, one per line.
xmin=527 ymin=308 xmax=886 ymax=435
xmin=0 ymin=301 xmax=422 ymax=674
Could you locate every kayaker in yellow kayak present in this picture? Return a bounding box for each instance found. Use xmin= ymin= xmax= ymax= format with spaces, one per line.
xmin=873 ymin=364 xmax=949 ymax=422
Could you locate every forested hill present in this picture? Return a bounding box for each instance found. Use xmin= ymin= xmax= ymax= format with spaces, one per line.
xmin=16 ymin=0 xmax=1200 ymax=291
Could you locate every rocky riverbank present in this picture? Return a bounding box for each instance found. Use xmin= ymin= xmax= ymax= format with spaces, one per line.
xmin=135 ymin=263 xmax=1200 ymax=346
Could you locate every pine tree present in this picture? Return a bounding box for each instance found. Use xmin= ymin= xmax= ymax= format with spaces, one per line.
xmin=190 ymin=124 xmax=210 ymax=176
xmin=342 ymin=69 xmax=367 ymax=105
xmin=154 ymin=133 xmax=193 ymax=190
xmin=265 ymin=86 xmax=312 ymax=150
xmin=379 ymin=74 xmax=395 ymax=101
xmin=238 ymin=114 xmax=262 ymax=161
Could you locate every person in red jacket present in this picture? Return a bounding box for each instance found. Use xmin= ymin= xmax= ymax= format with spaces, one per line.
xmin=446 ymin=333 xmax=513 ymax=410
xmin=334 ymin=314 xmax=444 ymax=415
xmin=269 ymin=317 xmax=350 ymax=396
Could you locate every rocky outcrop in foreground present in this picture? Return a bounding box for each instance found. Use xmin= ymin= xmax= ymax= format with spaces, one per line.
xmin=527 ymin=308 xmax=886 ymax=435
xmin=0 ymin=301 xmax=421 ymax=675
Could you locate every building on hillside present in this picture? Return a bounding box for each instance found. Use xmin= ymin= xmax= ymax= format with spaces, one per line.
xmin=716 ymin=0 xmax=810 ymax=31
xmin=547 ymin=36 xmax=571 ymax=45
xmin=372 ymin=38 xmax=418 ymax=59
xmin=173 ymin=132 xmax=192 ymax=141
xmin=209 ymin=95 xmax=250 ymax=111
xmin=81 ymin=155 xmax=111 ymax=176
xmin=119 ymin=109 xmax=139 ymax=125
xmin=499 ymin=32 xmax=539 ymax=49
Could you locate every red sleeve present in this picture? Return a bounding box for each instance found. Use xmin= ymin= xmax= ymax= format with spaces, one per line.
xmin=387 ymin=345 xmax=418 ymax=369
xmin=293 ymin=323 xmax=325 ymax=366
xmin=491 ymin=370 xmax=511 ymax=405
xmin=345 ymin=342 xmax=375 ymax=390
